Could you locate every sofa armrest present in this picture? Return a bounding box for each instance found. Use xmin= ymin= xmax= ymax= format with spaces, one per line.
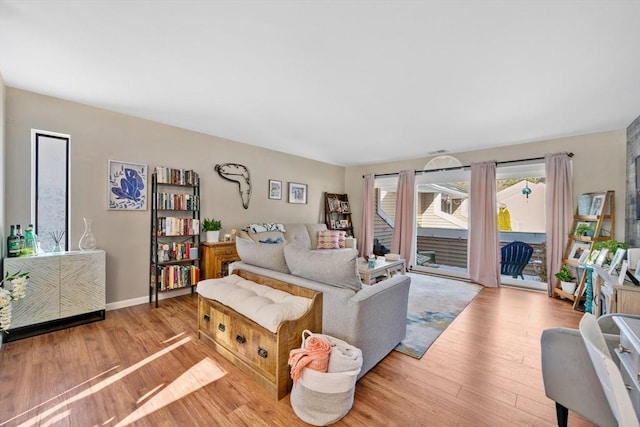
xmin=345 ymin=274 xmax=411 ymax=378
xmin=541 ymin=327 xmax=617 ymax=426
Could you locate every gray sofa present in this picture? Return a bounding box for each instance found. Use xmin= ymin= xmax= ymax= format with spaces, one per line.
xmin=231 ymin=223 xmax=411 ymax=379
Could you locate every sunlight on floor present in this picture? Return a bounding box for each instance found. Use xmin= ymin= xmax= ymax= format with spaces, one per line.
xmin=4 ymin=334 xmax=227 ymax=426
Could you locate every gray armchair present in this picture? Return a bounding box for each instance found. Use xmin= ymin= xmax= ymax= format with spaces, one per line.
xmin=541 ymin=314 xmax=640 ymax=427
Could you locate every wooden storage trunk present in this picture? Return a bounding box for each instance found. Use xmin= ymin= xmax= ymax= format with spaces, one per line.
xmin=197 ymin=269 xmax=323 ymax=400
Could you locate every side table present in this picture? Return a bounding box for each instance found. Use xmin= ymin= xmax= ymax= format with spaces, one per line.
xmin=200 ymin=241 xmax=240 ymax=279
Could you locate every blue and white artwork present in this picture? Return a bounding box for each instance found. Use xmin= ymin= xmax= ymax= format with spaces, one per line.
xmin=108 ymin=160 xmax=147 ymax=210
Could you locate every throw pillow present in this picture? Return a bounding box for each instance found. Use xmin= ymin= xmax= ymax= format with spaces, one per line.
xmin=317 ymin=230 xmax=346 ymax=249
xmin=284 ymin=245 xmax=361 ymax=291
xmin=235 ymin=237 xmax=290 ymax=274
xmin=317 ymin=230 xmax=340 ymax=249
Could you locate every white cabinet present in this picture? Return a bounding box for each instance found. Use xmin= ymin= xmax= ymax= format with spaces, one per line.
xmin=3 ymin=250 xmax=106 ymax=339
xmin=613 ymin=316 xmax=640 ymax=417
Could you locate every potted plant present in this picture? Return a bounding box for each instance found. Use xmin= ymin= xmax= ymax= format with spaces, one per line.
xmin=573 ymin=223 xmax=595 ymax=238
xmin=202 ymin=218 xmax=222 ymax=243
xmin=555 ymin=265 xmax=577 ymax=295
xmin=592 ymin=239 xmax=628 ymax=266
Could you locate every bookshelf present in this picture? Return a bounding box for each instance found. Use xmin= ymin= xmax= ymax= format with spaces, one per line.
xmin=324 ymin=192 xmax=353 ymax=236
xmin=150 ymin=166 xmax=201 ymax=308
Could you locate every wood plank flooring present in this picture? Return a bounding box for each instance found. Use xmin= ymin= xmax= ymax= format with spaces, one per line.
xmin=0 ymin=284 xmax=596 ymax=426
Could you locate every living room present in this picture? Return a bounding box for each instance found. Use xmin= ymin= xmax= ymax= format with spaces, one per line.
xmin=1 ymin=1 xmax=640 ymax=425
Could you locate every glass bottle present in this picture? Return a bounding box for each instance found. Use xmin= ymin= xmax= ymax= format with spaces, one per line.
xmin=7 ymin=225 xmax=20 ymax=257
xmin=79 ymin=217 xmax=97 ymax=250
xmin=24 ymin=224 xmax=36 ymax=255
xmin=15 ymin=224 xmax=25 ymax=254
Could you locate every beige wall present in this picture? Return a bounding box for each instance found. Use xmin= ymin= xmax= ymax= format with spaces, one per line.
xmin=5 ymin=88 xmax=344 ymax=304
xmin=346 ymin=130 xmax=627 ymax=241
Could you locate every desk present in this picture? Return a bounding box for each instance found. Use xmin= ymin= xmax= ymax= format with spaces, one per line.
xmin=358 ymin=258 xmax=405 ymax=285
xmin=592 ymin=265 xmax=640 ymax=316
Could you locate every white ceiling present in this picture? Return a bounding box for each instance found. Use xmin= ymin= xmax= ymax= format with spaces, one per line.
xmin=1 ymin=1 xmax=639 ymax=167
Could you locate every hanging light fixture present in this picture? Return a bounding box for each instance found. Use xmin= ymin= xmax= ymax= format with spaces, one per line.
xmin=522 ymin=179 xmax=532 ymax=199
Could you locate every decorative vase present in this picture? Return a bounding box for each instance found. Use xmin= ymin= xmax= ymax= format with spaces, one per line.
xmin=205 ymin=230 xmax=220 ymax=243
xmin=561 ymin=281 xmax=577 ymax=295
xmin=79 ymin=217 xmax=97 ymax=250
xmin=52 ymin=244 xmax=63 ymax=253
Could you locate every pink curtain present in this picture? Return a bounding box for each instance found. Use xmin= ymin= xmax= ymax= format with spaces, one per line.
xmin=359 ymin=173 xmax=375 ymax=257
xmin=545 ymin=153 xmax=573 ymax=296
xmin=468 ymin=161 xmax=500 ymax=287
xmin=391 ymin=170 xmax=415 ymax=263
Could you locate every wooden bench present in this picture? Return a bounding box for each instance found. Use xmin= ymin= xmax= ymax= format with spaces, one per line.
xmin=197 ymin=269 xmax=323 ymax=400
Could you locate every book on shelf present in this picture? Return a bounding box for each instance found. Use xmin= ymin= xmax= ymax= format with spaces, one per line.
xmin=154 ymin=166 xmax=199 ymax=186
xmin=152 ymin=264 xmax=200 ymax=291
xmin=155 ymin=192 xmax=200 ymax=210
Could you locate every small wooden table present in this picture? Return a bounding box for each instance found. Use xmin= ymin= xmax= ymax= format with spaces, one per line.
xmin=358 ymin=258 xmax=406 ymax=285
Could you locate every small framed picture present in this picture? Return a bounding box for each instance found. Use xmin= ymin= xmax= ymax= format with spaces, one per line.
xmin=578 ymin=249 xmax=590 ymax=265
xmin=595 ymin=248 xmax=609 ymax=266
xmin=586 ymin=249 xmax=600 ymax=265
xmin=108 ymin=160 xmax=148 ymax=210
xmin=340 ymin=201 xmax=351 ymax=213
xmin=589 ymin=194 xmax=606 ymax=216
xmin=619 ymin=260 xmax=629 ymax=285
xmin=288 ymin=182 xmax=307 ymax=204
xmin=330 ymin=219 xmax=336 ymax=228
xmin=568 ymin=241 xmax=590 ymax=262
xmin=608 ymin=248 xmax=627 ymax=274
xmin=339 ymin=220 xmax=349 ymax=228
xmin=268 ymin=179 xmax=282 ymax=200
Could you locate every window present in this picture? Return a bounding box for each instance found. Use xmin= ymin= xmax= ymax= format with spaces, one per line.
xmin=32 ymin=130 xmax=70 ymax=251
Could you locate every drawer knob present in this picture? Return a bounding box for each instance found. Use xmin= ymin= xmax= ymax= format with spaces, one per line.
xmin=236 ymin=334 xmax=246 ymax=344
xmin=217 ymin=323 xmax=226 ymax=332
xmin=203 ymin=314 xmax=210 ymax=322
xmin=627 ymin=384 xmax=633 ymax=391
xmin=258 ymin=347 xmax=268 ymax=358
xmin=618 ymin=344 xmax=632 ymax=354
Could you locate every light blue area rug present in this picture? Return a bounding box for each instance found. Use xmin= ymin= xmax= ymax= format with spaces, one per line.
xmin=395 ymin=273 xmax=482 ymax=359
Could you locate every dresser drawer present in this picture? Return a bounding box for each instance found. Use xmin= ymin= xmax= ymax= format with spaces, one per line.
xmin=619 ymin=358 xmax=640 ymax=410
xmin=619 ymin=331 xmax=640 ymax=376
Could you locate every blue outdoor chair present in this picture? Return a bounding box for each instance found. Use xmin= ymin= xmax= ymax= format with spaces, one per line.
xmin=500 ymin=241 xmax=534 ymax=279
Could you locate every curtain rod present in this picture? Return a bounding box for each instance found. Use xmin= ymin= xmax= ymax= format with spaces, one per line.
xmin=364 ymin=152 xmax=574 ymax=179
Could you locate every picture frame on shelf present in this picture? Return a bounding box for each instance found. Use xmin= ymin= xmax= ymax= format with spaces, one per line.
xmin=568 ymin=241 xmax=590 ymax=262
xmin=618 ymin=260 xmax=629 ymax=285
xmin=589 ymin=194 xmax=606 ymax=216
xmin=339 ymin=219 xmax=349 ymax=228
xmin=288 ymin=182 xmax=307 ymax=204
xmin=608 ymin=248 xmax=627 ymax=274
xmin=340 ymin=201 xmax=351 ymax=213
xmin=595 ymin=248 xmax=609 ymax=266
xmin=586 ymin=249 xmax=600 ymax=265
xmin=268 ymin=179 xmax=282 ymax=200
xmin=577 ymin=249 xmax=590 ymax=265
xmin=108 ymin=160 xmax=148 ymax=210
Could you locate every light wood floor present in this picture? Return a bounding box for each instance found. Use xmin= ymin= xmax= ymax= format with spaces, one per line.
xmin=0 ymin=284 xmax=596 ymax=427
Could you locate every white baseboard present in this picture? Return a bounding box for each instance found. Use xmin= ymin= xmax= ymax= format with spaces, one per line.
xmin=106 ymin=287 xmax=193 ymax=311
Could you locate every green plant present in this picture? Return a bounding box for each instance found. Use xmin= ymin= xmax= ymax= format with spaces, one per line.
xmin=574 ymin=223 xmax=595 ymax=237
xmin=202 ymin=218 xmax=222 ymax=231
xmin=554 ymin=265 xmax=575 ymax=282
xmin=592 ymin=239 xmax=628 ymax=265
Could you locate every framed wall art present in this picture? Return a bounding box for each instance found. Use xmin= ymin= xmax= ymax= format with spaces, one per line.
xmin=108 ymin=160 xmax=148 ymax=210
xmin=269 ymin=179 xmax=282 ymax=200
xmin=288 ymin=182 xmax=307 ymax=204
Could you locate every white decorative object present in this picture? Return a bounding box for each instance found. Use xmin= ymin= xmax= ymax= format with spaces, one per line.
xmin=561 ymin=281 xmax=577 ymax=295
xmin=79 ymin=218 xmax=97 ymax=250
xmin=206 ymin=230 xmax=220 ymax=243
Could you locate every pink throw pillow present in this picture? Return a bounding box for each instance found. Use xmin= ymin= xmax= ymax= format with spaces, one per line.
xmin=317 ymin=230 xmax=346 ymax=249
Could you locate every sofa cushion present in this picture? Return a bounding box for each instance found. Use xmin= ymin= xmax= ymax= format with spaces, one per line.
xmin=284 ymin=245 xmax=361 ymax=291
xmin=305 ymin=224 xmax=328 ymax=249
xmin=246 ymin=223 xmax=287 ymax=233
xmin=284 ymin=224 xmax=313 ymax=249
xmin=235 ymin=237 xmax=290 ymax=274
xmin=317 ymin=230 xmax=346 ymax=249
